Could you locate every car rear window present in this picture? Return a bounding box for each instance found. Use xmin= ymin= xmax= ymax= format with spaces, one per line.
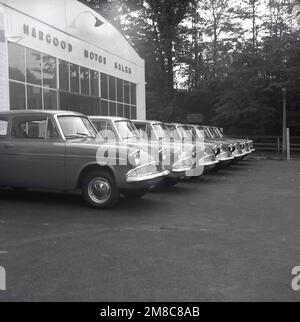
xmin=0 ymin=119 xmax=8 ymax=137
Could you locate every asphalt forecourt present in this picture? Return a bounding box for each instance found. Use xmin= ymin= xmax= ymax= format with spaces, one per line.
xmin=0 ymin=159 xmax=300 ymax=302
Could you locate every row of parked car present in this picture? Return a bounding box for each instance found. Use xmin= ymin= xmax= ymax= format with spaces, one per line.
xmin=0 ymin=110 xmax=254 ymax=209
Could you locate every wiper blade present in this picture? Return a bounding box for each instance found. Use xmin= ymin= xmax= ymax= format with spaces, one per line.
xmin=66 ymin=133 xmax=94 ymax=139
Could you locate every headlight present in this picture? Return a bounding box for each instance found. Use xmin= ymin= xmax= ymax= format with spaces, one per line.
xmin=192 ymin=147 xmax=197 ymax=159
xmin=204 ymin=146 xmax=213 ymax=156
xmin=129 ymin=150 xmax=141 ymax=167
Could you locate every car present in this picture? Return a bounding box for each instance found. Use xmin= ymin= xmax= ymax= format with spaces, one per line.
xmin=212 ymin=126 xmax=255 ymax=153
xmin=132 ymin=120 xmax=200 ymax=185
xmin=197 ymin=125 xmax=247 ymax=162
xmin=0 ymin=111 xmax=168 ymax=209
xmin=166 ymin=123 xmax=219 ymax=173
xmin=184 ymin=124 xmax=234 ymax=169
xmin=207 ymin=126 xmax=252 ymax=161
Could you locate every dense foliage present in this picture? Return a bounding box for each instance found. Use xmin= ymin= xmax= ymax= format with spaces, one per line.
xmin=80 ymin=0 xmax=300 ymax=134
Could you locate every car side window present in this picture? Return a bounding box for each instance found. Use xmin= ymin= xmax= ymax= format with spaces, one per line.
xmin=46 ymin=119 xmax=60 ymax=141
xmin=0 ymin=119 xmax=8 ymax=138
xmin=11 ymin=116 xmax=59 ymax=140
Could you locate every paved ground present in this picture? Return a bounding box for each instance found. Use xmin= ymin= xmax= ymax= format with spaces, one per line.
xmin=0 ymin=159 xmax=300 ymax=302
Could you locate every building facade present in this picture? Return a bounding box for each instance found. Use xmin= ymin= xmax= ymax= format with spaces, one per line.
xmin=0 ymin=0 xmax=146 ymax=119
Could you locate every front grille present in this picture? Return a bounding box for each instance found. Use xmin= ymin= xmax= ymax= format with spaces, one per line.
xmin=135 ymin=163 xmax=158 ymax=176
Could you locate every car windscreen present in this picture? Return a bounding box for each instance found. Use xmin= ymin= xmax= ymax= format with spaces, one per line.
xmin=210 ymin=127 xmax=221 ymax=139
xmin=114 ymin=120 xmax=140 ymax=139
xmin=58 ymin=116 xmax=98 ymax=139
xmin=177 ymin=126 xmax=194 ymax=140
xmin=153 ymin=123 xmax=170 ymax=139
xmin=215 ymin=127 xmax=224 ymax=138
xmin=198 ymin=127 xmax=213 ymax=139
xmin=194 ymin=127 xmax=205 ymax=140
xmin=166 ymin=125 xmax=181 ymax=140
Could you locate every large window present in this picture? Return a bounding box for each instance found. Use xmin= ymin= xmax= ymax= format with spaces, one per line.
xmin=9 ymin=82 xmax=26 ymax=110
xmin=90 ymin=70 xmax=99 ymax=97
xmin=70 ymin=63 xmax=79 ymax=93
xmin=8 ymin=42 xmax=58 ymax=111
xmin=59 ymin=60 xmax=69 ymax=91
xmin=43 ymin=55 xmax=57 ymax=89
xmin=27 ymin=85 xmax=42 ymax=110
xmin=80 ymin=67 xmax=90 ymax=96
xmin=8 ymin=42 xmax=25 ymax=82
xmin=26 ymin=48 xmax=42 ymax=86
xmin=8 ymin=42 xmax=138 ymax=118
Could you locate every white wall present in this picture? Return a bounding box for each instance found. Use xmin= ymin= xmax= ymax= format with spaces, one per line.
xmin=0 ymin=0 xmax=146 ymax=119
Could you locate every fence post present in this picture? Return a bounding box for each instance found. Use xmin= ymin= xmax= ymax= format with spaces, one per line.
xmin=287 ymin=128 xmax=290 ymax=161
xmin=277 ymin=137 xmax=280 ymax=153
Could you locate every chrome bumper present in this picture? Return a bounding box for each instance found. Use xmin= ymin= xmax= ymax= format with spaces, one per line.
xmin=217 ymin=152 xmax=234 ymax=162
xmin=172 ymin=166 xmax=193 ymax=173
xmin=199 ymin=156 xmax=219 ymax=167
xmin=127 ymin=170 xmax=169 ymax=183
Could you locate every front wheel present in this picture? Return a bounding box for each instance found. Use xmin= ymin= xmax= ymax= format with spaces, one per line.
xmin=82 ymin=170 xmax=119 ymax=209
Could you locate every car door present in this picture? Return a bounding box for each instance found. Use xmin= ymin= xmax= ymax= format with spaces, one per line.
xmin=0 ymin=115 xmax=11 ymax=186
xmin=7 ymin=114 xmax=66 ymax=189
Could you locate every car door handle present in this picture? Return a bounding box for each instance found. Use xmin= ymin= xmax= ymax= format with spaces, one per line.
xmin=4 ymin=143 xmax=15 ymax=148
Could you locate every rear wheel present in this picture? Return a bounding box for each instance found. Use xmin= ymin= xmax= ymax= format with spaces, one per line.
xmin=82 ymin=170 xmax=119 ymax=209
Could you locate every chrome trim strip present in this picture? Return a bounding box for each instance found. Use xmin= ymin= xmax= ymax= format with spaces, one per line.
xmin=126 ymin=162 xmax=158 ymax=177
xmin=126 ymin=170 xmax=169 ymax=183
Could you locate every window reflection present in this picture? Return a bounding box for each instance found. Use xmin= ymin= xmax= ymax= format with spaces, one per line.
xmin=117 ymin=103 xmax=123 ymax=117
xmin=109 ymin=76 xmax=116 ymax=101
xmin=8 ymin=42 xmax=25 ymax=82
xmin=90 ymin=70 xmax=99 ymax=97
xmin=70 ymin=63 xmax=79 ymax=93
xmin=44 ymin=89 xmax=57 ymax=110
xmin=109 ymin=102 xmax=116 ymax=116
xmin=80 ymin=67 xmax=90 ymax=95
xmin=124 ymin=104 xmax=130 ymax=118
xmin=131 ymin=83 xmax=136 ymax=105
xmin=43 ymin=54 xmax=57 ymax=89
xmin=124 ymin=81 xmax=130 ymax=104
xmin=59 ymin=60 xmax=69 ymax=91
xmin=27 ymin=85 xmax=42 ymax=109
xmin=117 ymin=78 xmax=123 ymax=103
xmin=101 ymin=73 xmax=108 ymax=100
xmin=131 ymin=106 xmax=137 ymax=119
xmin=26 ymin=48 xmax=42 ymax=86
xmin=9 ymin=81 xmax=26 ymax=110
xmin=100 ymin=100 xmax=109 ymax=116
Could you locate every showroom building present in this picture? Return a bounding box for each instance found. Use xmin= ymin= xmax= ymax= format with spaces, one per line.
xmin=0 ymin=0 xmax=146 ymax=119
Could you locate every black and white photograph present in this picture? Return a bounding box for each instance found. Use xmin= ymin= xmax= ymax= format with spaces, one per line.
xmin=0 ymin=0 xmax=300 ymax=307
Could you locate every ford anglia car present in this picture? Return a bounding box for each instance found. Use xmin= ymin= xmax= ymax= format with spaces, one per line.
xmin=0 ymin=111 xmax=168 ymax=209
xmin=166 ymin=123 xmax=219 ymax=173
xmin=132 ymin=120 xmax=200 ymax=184
xmin=185 ymin=124 xmax=234 ymax=168
xmin=90 ymin=117 xmax=196 ymax=189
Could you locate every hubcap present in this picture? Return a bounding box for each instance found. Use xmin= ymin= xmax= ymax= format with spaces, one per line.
xmin=88 ymin=177 xmax=111 ymax=204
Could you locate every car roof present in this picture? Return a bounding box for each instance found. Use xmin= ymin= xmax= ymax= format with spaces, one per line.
xmin=89 ymin=116 xmax=129 ymax=122
xmin=0 ymin=110 xmax=84 ymax=117
xmin=133 ymin=120 xmax=164 ymax=125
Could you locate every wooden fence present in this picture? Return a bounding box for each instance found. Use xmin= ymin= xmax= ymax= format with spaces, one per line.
xmin=232 ymin=135 xmax=300 ymax=154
